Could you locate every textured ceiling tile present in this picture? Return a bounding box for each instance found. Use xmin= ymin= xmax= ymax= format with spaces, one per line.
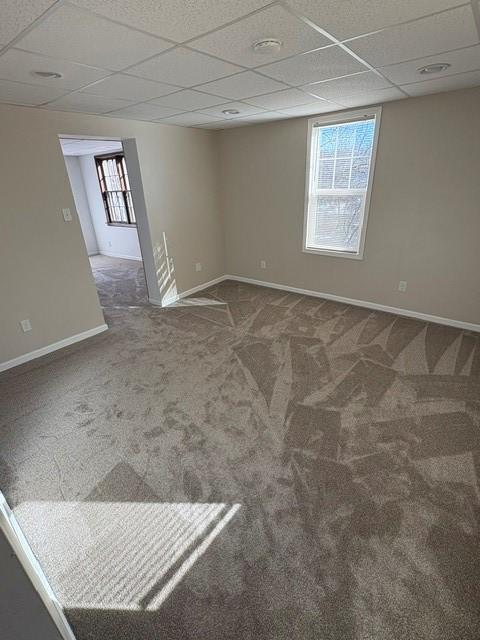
xmin=348 ymin=6 xmax=479 ymax=68
xmin=245 ymin=87 xmax=317 ymax=109
xmin=190 ymin=5 xmax=332 ymax=68
xmin=285 ymin=0 xmax=469 ymax=40
xmin=0 ymin=49 xmax=109 ymax=90
xmin=306 ymin=71 xmax=393 ymax=100
xmin=0 ymin=78 xmax=65 ymax=105
xmin=106 ymin=102 xmax=184 ymax=121
xmin=43 ymin=92 xmax=134 ymax=114
xmin=0 ymin=0 xmax=57 ymax=45
xmin=128 ymin=48 xmax=242 ymax=87
xmin=259 ymin=46 xmax=367 ymax=85
xmin=70 ymin=0 xmax=272 ymax=42
xmin=380 ymin=45 xmax=480 ymax=85
xmin=81 ymin=74 xmax=179 ymax=101
xmin=155 ymin=112 xmax=220 ymax=126
xmin=15 ymin=4 xmax=171 ymax=71
xmin=401 ymin=69 xmax=480 ymax=96
xmin=276 ymin=101 xmax=339 ymax=116
xmin=197 ymin=71 xmax=288 ymax=99
xmin=335 ymin=86 xmax=406 ymax=106
xmin=149 ymin=89 xmax=226 ymax=110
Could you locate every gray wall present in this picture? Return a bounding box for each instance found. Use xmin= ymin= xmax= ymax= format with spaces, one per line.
xmin=64 ymin=156 xmax=98 ymax=256
xmin=219 ymin=87 xmax=480 ymax=326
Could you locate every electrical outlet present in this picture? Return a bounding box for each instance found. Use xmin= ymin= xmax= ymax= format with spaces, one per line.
xmin=62 ymin=208 xmax=72 ymax=222
xmin=20 ymin=319 xmax=32 ymax=333
xmin=195 ymin=262 xmax=202 ymax=272
xmin=260 ymin=260 xmax=266 ymax=269
xmin=398 ymin=280 xmax=407 ymax=292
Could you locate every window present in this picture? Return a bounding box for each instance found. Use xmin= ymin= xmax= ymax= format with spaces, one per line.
xmin=303 ymin=107 xmax=381 ymax=259
xmin=95 ymin=153 xmax=136 ymax=226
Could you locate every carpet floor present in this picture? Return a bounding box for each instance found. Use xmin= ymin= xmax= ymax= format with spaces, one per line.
xmin=1 ymin=255 xmax=479 ymax=640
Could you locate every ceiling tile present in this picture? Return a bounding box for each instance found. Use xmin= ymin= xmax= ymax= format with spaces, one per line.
xmin=106 ymin=102 xmax=183 ymax=120
xmin=197 ymin=71 xmax=289 ymax=99
xmin=70 ymin=0 xmax=272 ymax=42
xmin=16 ymin=4 xmax=172 ymax=71
xmin=245 ymin=87 xmax=318 ymax=109
xmin=0 ymin=78 xmax=65 ymax=105
xmin=285 ymin=0 xmax=466 ymax=40
xmin=259 ymin=46 xmax=367 ymax=85
xmin=189 ymin=5 xmax=332 ymax=68
xmin=277 ymin=101 xmax=340 ymax=116
xmin=128 ymin=48 xmax=242 ymax=87
xmin=305 ymin=71 xmax=393 ymax=100
xmin=348 ymin=6 xmax=479 ymax=68
xmin=199 ymin=101 xmax=266 ymax=119
xmin=43 ymin=93 xmax=134 ymax=114
xmin=0 ymin=48 xmax=109 ymax=90
xmin=239 ymin=111 xmax=287 ymax=122
xmin=148 ymin=89 xmax=226 ymax=110
xmin=155 ymin=112 xmax=220 ymax=126
xmin=81 ymin=73 xmax=179 ymax=101
xmin=336 ymin=86 xmax=406 ymax=107
xmin=380 ymin=45 xmax=480 ymax=85
xmin=401 ymin=69 xmax=480 ymax=96
xmin=0 ymin=0 xmax=57 ymax=45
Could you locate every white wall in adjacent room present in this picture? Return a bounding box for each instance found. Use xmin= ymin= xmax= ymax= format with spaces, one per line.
xmin=64 ymin=155 xmax=99 ymax=256
xmin=79 ymin=154 xmax=142 ymax=261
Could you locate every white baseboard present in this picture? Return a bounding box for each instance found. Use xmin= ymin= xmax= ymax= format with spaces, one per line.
xmin=162 ymin=275 xmax=227 ymax=306
xmin=0 ymin=324 xmax=108 ymax=373
xmin=225 ymin=274 xmax=480 ymax=333
xmin=99 ymin=251 xmax=142 ymax=262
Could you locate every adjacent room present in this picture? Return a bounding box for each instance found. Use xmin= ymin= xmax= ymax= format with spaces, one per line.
xmin=0 ymin=2 xmax=479 ymax=640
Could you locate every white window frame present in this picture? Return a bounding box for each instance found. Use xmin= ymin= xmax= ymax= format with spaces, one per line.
xmin=302 ymin=106 xmax=382 ymax=260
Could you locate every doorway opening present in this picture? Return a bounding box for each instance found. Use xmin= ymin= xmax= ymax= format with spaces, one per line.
xmin=60 ymin=136 xmax=152 ymax=310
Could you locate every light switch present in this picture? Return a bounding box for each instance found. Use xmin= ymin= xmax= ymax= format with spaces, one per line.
xmin=62 ymin=208 xmax=72 ymax=222
xmin=20 ymin=319 xmax=32 ymax=332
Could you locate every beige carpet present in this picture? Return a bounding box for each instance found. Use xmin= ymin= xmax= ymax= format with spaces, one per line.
xmin=0 ymin=255 xmax=479 ymax=640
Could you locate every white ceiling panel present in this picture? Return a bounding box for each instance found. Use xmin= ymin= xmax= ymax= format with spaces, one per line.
xmin=81 ymin=74 xmax=179 ymax=101
xmin=70 ymin=0 xmax=272 ymax=42
xmin=0 ymin=49 xmax=109 ymax=90
xmin=285 ymin=0 xmax=467 ymax=41
xmin=43 ymin=92 xmax=134 ymax=113
xmin=402 ymin=69 xmax=480 ymax=96
xmin=348 ymin=6 xmax=479 ymax=68
xmin=15 ymin=4 xmax=172 ymax=71
xmin=106 ymin=102 xmax=183 ymax=121
xmin=128 ymin=48 xmax=242 ymax=87
xmin=336 ymin=87 xmax=406 ymax=107
xmin=189 ymin=5 xmax=332 ymax=68
xmin=199 ymin=102 xmax=266 ymax=119
xmin=259 ymin=46 xmax=368 ymax=85
xmin=245 ymin=87 xmax=319 ymax=109
xmin=380 ymin=45 xmax=480 ymax=85
xmin=155 ymin=112 xmax=220 ymax=126
xmin=149 ymin=89 xmax=226 ymax=110
xmin=0 ymin=0 xmax=57 ymax=45
xmin=0 ymin=78 xmax=65 ymax=105
xmin=306 ymin=71 xmax=393 ymax=100
xmin=277 ymin=101 xmax=341 ymax=116
xmin=198 ymin=71 xmax=289 ymax=99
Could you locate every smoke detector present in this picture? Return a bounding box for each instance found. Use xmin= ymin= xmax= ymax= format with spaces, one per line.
xmin=31 ymin=70 xmax=63 ymax=79
xmin=417 ymin=63 xmax=450 ymax=75
xmin=252 ymin=38 xmax=282 ymax=54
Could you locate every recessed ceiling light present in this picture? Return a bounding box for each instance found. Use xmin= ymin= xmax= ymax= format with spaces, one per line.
xmin=252 ymin=38 xmax=283 ymax=55
xmin=31 ymin=70 xmax=63 ymax=79
xmin=417 ymin=63 xmax=451 ymax=75
xmin=222 ymin=109 xmax=240 ymax=115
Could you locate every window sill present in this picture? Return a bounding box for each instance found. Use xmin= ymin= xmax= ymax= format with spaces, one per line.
xmin=106 ymin=223 xmax=137 ymax=228
xmin=303 ymin=246 xmax=364 ymax=260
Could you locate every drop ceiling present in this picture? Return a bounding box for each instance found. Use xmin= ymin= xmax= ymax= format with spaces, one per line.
xmin=0 ymin=0 xmax=479 ymax=129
